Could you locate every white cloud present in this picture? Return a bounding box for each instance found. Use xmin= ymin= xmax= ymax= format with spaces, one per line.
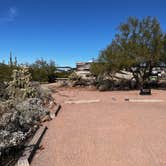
xmin=9 ymin=7 xmax=18 ymax=18
xmin=0 ymin=7 xmax=18 ymax=23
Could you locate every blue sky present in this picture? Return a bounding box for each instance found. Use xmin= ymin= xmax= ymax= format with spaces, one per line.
xmin=0 ymin=0 xmax=166 ymax=67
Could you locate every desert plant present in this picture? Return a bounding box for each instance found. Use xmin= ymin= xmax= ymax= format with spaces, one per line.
xmin=29 ymin=59 xmax=57 ymax=83
xmin=69 ymin=72 xmax=81 ymax=81
xmin=7 ymin=67 xmax=37 ymax=101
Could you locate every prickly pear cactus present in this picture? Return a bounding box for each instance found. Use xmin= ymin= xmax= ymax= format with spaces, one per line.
xmin=7 ymin=67 xmax=37 ymax=101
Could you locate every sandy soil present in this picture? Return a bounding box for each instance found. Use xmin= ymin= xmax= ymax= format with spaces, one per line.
xmin=31 ymin=87 xmax=166 ymax=166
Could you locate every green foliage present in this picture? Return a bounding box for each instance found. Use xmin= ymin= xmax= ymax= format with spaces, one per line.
xmin=55 ymin=71 xmax=72 ymax=78
xmin=116 ymin=17 xmax=163 ymax=67
xmin=29 ymin=59 xmax=56 ymax=83
xmin=116 ymin=17 xmax=165 ymax=86
xmin=93 ymin=17 xmax=166 ymax=88
xmin=0 ymin=63 xmax=12 ymax=82
xmin=90 ymin=42 xmax=126 ymax=82
xmin=0 ymin=56 xmax=57 ymax=83
xmin=90 ymin=62 xmax=105 ymax=77
xmin=0 ymin=56 xmax=18 ymax=82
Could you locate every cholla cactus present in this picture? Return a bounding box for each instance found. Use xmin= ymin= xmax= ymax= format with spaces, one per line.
xmin=7 ymin=67 xmax=37 ymax=100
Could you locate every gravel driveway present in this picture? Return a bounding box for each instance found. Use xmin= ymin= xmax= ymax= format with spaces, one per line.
xmin=31 ymin=88 xmax=166 ymax=166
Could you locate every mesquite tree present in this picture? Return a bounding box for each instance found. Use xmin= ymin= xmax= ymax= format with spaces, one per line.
xmin=91 ymin=17 xmax=165 ymax=88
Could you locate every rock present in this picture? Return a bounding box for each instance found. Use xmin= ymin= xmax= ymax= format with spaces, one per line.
xmin=0 ymin=98 xmax=50 ymax=150
xmin=48 ymin=100 xmax=56 ymax=109
xmin=0 ymin=112 xmax=13 ymax=128
xmin=0 ymin=109 xmax=20 ymax=132
xmin=40 ymin=115 xmax=51 ymax=122
xmin=16 ymin=98 xmax=49 ymax=130
xmin=0 ymin=130 xmax=26 ymax=148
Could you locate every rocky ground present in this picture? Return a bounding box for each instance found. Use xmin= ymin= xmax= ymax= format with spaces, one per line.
xmin=0 ymin=68 xmax=56 ymax=166
xmin=31 ymin=86 xmax=166 ymax=166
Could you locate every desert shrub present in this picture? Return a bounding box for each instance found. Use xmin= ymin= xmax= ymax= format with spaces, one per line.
xmin=98 ymin=79 xmax=114 ymax=91
xmin=0 ymin=67 xmax=53 ymax=156
xmin=0 ymin=63 xmax=18 ymax=82
xmin=69 ymin=72 xmax=81 ymax=81
xmin=29 ymin=59 xmax=56 ymax=83
xmin=55 ymin=71 xmax=71 ymax=78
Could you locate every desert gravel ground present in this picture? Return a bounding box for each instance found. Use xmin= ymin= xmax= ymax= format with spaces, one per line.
xmin=31 ymin=87 xmax=166 ymax=166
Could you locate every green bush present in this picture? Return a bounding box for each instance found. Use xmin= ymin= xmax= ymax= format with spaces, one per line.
xmin=0 ymin=63 xmax=18 ymax=82
xmin=0 ymin=57 xmax=58 ymax=83
xmin=29 ymin=59 xmax=56 ymax=83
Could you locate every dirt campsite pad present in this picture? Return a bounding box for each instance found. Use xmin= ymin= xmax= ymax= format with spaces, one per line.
xmin=31 ymin=87 xmax=166 ymax=166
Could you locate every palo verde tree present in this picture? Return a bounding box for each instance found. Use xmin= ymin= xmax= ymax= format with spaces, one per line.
xmin=90 ymin=40 xmax=124 ymax=82
xmin=92 ymin=17 xmax=166 ymax=88
xmin=116 ymin=16 xmax=164 ymax=87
